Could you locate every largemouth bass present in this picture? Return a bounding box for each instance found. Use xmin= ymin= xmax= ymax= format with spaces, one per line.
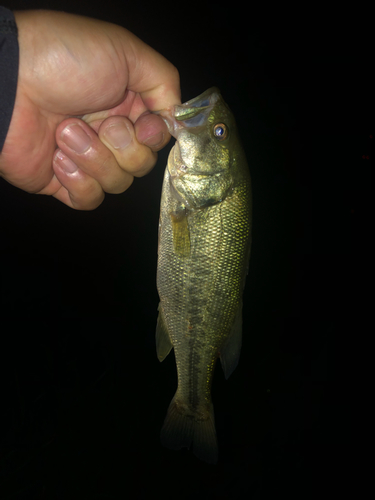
xmin=156 ymin=87 xmax=252 ymax=464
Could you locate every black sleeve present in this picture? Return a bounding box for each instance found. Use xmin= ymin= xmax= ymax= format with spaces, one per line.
xmin=0 ymin=6 xmax=19 ymax=153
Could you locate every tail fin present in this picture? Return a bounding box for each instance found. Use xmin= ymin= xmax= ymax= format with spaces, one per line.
xmin=160 ymin=395 xmax=218 ymax=464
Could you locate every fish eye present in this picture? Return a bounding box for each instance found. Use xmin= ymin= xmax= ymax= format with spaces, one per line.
xmin=213 ymin=123 xmax=228 ymax=141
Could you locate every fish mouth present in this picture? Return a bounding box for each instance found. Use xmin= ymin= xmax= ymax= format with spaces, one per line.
xmin=174 ymin=87 xmax=220 ymax=123
xmin=155 ymin=87 xmax=221 ymax=136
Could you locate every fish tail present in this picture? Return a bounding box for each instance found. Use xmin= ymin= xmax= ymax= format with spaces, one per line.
xmin=160 ymin=394 xmax=218 ymax=464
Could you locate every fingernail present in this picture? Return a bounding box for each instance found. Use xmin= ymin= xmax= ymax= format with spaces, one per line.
xmin=55 ymin=150 xmax=78 ymax=173
xmin=142 ymin=131 xmax=164 ymax=148
xmin=61 ymin=124 xmax=91 ymax=154
xmin=103 ymin=122 xmax=132 ymax=149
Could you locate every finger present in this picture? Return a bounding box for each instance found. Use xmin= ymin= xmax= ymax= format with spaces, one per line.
xmin=51 ymin=153 xmax=105 ymax=210
xmin=35 ymin=156 xmax=104 ymax=210
xmin=56 ymin=118 xmax=134 ymax=193
xmin=98 ymin=115 xmax=168 ymax=177
xmin=81 ymin=96 xmax=173 ymax=147
xmin=134 ymin=112 xmax=171 ymax=151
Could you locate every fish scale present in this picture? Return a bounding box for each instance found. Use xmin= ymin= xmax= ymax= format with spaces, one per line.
xmin=155 ymin=88 xmax=251 ymax=464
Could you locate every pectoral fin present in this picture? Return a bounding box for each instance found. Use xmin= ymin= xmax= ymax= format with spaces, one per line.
xmin=171 ymin=211 xmax=190 ymax=258
xmin=156 ymin=303 xmax=173 ymax=362
xmin=220 ymin=304 xmax=243 ymax=379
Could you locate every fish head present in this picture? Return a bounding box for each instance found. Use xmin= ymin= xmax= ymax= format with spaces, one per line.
xmin=157 ymin=88 xmax=244 ymax=210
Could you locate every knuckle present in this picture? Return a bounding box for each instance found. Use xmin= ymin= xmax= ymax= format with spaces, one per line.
xmin=71 ymin=184 xmax=105 ymax=210
xmin=123 ymin=147 xmax=156 ymax=177
xmin=170 ymin=65 xmax=180 ymax=87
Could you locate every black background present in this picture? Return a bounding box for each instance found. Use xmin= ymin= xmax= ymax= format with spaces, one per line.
xmin=1 ymin=1 xmax=369 ymax=499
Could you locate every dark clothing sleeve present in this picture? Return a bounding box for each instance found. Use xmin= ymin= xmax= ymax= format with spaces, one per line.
xmin=0 ymin=6 xmax=19 ymax=152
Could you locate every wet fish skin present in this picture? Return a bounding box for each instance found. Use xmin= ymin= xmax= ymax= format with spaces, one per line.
xmin=156 ymin=88 xmax=251 ymax=464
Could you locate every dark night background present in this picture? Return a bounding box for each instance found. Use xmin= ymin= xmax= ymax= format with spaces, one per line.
xmin=0 ymin=1 xmax=369 ymax=499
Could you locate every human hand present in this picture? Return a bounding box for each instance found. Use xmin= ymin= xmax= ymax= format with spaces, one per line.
xmin=0 ymin=10 xmax=180 ymax=209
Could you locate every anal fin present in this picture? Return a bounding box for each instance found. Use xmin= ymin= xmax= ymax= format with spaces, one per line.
xmin=219 ymin=303 xmax=243 ymax=379
xmin=156 ymin=303 xmax=173 ymax=362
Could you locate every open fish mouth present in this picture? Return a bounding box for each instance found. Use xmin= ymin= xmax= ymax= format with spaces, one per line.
xmin=155 ymin=87 xmax=221 ymax=135
xmin=174 ymin=87 xmax=220 ymax=124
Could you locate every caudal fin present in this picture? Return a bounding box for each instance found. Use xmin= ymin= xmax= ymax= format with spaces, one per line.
xmin=160 ymin=395 xmax=218 ymax=464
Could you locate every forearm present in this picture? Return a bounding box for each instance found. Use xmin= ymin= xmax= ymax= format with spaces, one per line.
xmin=0 ymin=6 xmax=19 ymax=152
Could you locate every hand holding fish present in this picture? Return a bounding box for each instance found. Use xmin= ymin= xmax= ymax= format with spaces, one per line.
xmin=0 ymin=10 xmax=180 ymax=209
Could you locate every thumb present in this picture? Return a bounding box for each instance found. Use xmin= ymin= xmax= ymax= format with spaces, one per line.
xmin=119 ymin=29 xmax=181 ymax=112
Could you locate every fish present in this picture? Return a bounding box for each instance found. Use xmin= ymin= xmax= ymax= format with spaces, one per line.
xmin=155 ymin=87 xmax=252 ymax=464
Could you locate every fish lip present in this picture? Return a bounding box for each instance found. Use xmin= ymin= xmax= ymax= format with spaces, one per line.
xmin=176 ymin=87 xmax=220 ymax=110
xmin=174 ymin=87 xmax=220 ymax=121
xmin=154 ymin=87 xmax=221 ymax=137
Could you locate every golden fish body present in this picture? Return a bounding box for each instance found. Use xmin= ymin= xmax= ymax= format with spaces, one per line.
xmin=156 ymin=88 xmax=252 ymax=464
